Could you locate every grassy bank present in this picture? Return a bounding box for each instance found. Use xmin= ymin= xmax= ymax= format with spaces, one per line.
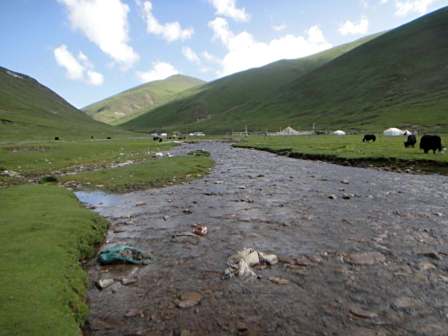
xmin=237 ymin=135 xmax=448 ymax=173
xmin=0 ymin=139 xmax=173 ymax=186
xmin=60 ymin=153 xmax=214 ymax=193
xmin=0 ymin=184 xmax=108 ymax=336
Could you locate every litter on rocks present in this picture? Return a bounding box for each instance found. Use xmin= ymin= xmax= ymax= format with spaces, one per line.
xmin=224 ymin=248 xmax=278 ymax=279
xmin=97 ymin=245 xmax=152 ymax=265
xmin=192 ymin=224 xmax=208 ymax=236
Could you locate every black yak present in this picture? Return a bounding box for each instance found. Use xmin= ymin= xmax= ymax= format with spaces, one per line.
xmin=362 ymin=134 xmax=376 ymax=143
xmin=404 ymin=134 xmax=417 ymax=148
xmin=420 ymin=135 xmax=443 ymax=154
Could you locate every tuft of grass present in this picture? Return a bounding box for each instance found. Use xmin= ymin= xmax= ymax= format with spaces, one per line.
xmin=60 ymin=154 xmax=214 ymax=193
xmin=0 ymin=184 xmax=108 ymax=336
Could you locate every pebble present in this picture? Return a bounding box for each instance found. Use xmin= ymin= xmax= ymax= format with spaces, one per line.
xmin=349 ymin=305 xmax=378 ymax=319
xmin=96 ymin=278 xmax=114 ymax=289
xmin=393 ymin=296 xmax=418 ymax=309
xmin=124 ymin=308 xmax=144 ymax=318
xmin=345 ymin=252 xmax=386 ymax=265
xmin=269 ymin=277 xmax=289 ymax=285
xmin=176 ymin=292 xmax=202 ymax=309
xmin=121 ymin=277 xmax=137 ymax=286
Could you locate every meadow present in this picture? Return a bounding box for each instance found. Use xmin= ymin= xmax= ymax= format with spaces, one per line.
xmin=237 ymin=134 xmax=448 ymax=173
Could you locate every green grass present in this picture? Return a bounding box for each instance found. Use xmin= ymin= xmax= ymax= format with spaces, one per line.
xmin=83 ymin=75 xmax=205 ymax=125
xmin=0 ymin=139 xmax=173 ymax=184
xmin=123 ymin=7 xmax=448 ymax=134
xmin=60 ymin=153 xmax=214 ymax=193
xmin=237 ymin=135 xmax=448 ymax=164
xmin=0 ymin=184 xmax=108 ymax=336
xmin=0 ymin=67 xmax=133 ymax=142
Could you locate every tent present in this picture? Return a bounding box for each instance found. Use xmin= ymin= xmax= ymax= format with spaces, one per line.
xmin=333 ymin=130 xmax=346 ymax=136
xmin=277 ymin=127 xmax=301 ymax=136
xmin=384 ymin=128 xmax=403 ymax=136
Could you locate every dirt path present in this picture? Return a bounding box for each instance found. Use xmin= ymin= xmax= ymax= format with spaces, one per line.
xmin=79 ymin=142 xmax=448 ymax=336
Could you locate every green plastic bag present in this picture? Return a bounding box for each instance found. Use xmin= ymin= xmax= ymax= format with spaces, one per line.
xmin=98 ymin=245 xmax=152 ymax=265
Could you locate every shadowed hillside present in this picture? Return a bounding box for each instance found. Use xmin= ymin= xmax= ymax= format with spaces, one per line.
xmin=122 ymin=34 xmax=379 ymax=133
xmin=0 ymin=67 xmax=131 ymax=141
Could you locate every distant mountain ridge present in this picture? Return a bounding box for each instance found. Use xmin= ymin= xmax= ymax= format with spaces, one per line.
xmin=83 ymin=75 xmax=205 ymax=125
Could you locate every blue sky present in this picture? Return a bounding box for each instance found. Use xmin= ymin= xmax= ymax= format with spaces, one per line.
xmin=1 ymin=0 xmax=447 ymax=108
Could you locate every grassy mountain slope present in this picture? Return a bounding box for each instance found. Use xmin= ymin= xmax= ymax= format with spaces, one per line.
xmin=0 ymin=67 xmax=131 ymax=141
xmin=122 ymin=34 xmax=378 ymax=133
xmin=83 ymin=75 xmax=205 ymax=125
xmin=124 ymin=7 xmax=448 ymax=134
xmin=254 ymin=6 xmax=448 ymax=132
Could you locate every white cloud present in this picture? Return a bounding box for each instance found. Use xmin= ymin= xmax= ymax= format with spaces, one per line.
xmin=208 ymin=17 xmax=332 ymax=76
xmin=202 ymin=51 xmax=221 ymax=64
xmin=86 ymin=70 xmax=104 ymax=86
xmin=394 ymin=0 xmax=439 ymax=16
xmin=182 ymin=47 xmax=201 ymax=64
xmin=54 ymin=45 xmax=104 ymax=86
xmin=137 ymin=62 xmax=178 ymax=83
xmin=54 ymin=45 xmax=84 ymax=80
xmin=59 ymin=0 xmax=139 ymax=68
xmin=209 ymin=0 xmax=249 ymax=22
xmin=338 ymin=17 xmax=369 ymax=35
xmin=272 ymin=24 xmax=287 ymax=32
xmin=142 ymin=1 xmax=193 ymax=42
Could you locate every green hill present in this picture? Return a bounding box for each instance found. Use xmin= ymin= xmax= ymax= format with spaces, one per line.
xmin=83 ymin=75 xmax=205 ymax=125
xmin=123 ymin=7 xmax=448 ymax=134
xmin=0 ymin=67 xmax=130 ymax=141
xmin=254 ymin=6 xmax=448 ymax=132
xmin=122 ymin=34 xmax=378 ymax=133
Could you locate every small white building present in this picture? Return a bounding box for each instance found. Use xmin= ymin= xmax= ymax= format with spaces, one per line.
xmin=383 ymin=128 xmax=404 ymax=136
xmin=189 ymin=132 xmax=206 ymax=137
xmin=333 ymin=130 xmax=346 ymax=136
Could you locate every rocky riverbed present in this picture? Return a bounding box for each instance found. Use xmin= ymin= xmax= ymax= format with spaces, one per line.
xmin=79 ymin=142 xmax=448 ymax=336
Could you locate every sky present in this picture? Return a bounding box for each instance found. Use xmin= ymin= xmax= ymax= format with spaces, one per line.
xmin=1 ymin=0 xmax=447 ymax=108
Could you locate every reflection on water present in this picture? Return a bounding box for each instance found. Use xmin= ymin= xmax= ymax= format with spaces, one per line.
xmin=75 ymin=191 xmax=122 ymax=207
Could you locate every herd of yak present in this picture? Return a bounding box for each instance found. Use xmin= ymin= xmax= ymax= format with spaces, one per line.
xmin=362 ymin=134 xmax=444 ymax=154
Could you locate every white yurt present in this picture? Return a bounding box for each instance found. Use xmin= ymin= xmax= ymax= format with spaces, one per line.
xmin=333 ymin=130 xmax=346 ymax=136
xmin=383 ymin=128 xmax=404 ymax=136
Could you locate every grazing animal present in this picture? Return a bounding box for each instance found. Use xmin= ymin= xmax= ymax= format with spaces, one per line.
xmin=153 ymin=136 xmax=163 ymax=142
xmin=404 ymin=134 xmax=417 ymax=148
xmin=107 ymin=136 xmax=112 ymax=140
xmin=90 ymin=136 xmax=94 ymax=139
xmin=54 ymin=136 xmax=60 ymax=141
xmin=362 ymin=134 xmax=376 ymax=143
xmin=420 ymin=135 xmax=443 ymax=154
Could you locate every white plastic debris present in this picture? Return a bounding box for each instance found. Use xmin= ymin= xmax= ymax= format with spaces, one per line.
xmin=225 ymin=248 xmax=278 ymax=279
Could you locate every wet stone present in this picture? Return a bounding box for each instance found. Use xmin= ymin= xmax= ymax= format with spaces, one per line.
xmin=176 ymin=292 xmax=202 ymax=309
xmin=349 ymin=305 xmax=379 ymax=319
xmin=269 ymin=277 xmax=289 ymax=285
xmin=345 ymin=252 xmax=386 ymax=265
xmin=393 ymin=296 xmax=419 ymax=309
